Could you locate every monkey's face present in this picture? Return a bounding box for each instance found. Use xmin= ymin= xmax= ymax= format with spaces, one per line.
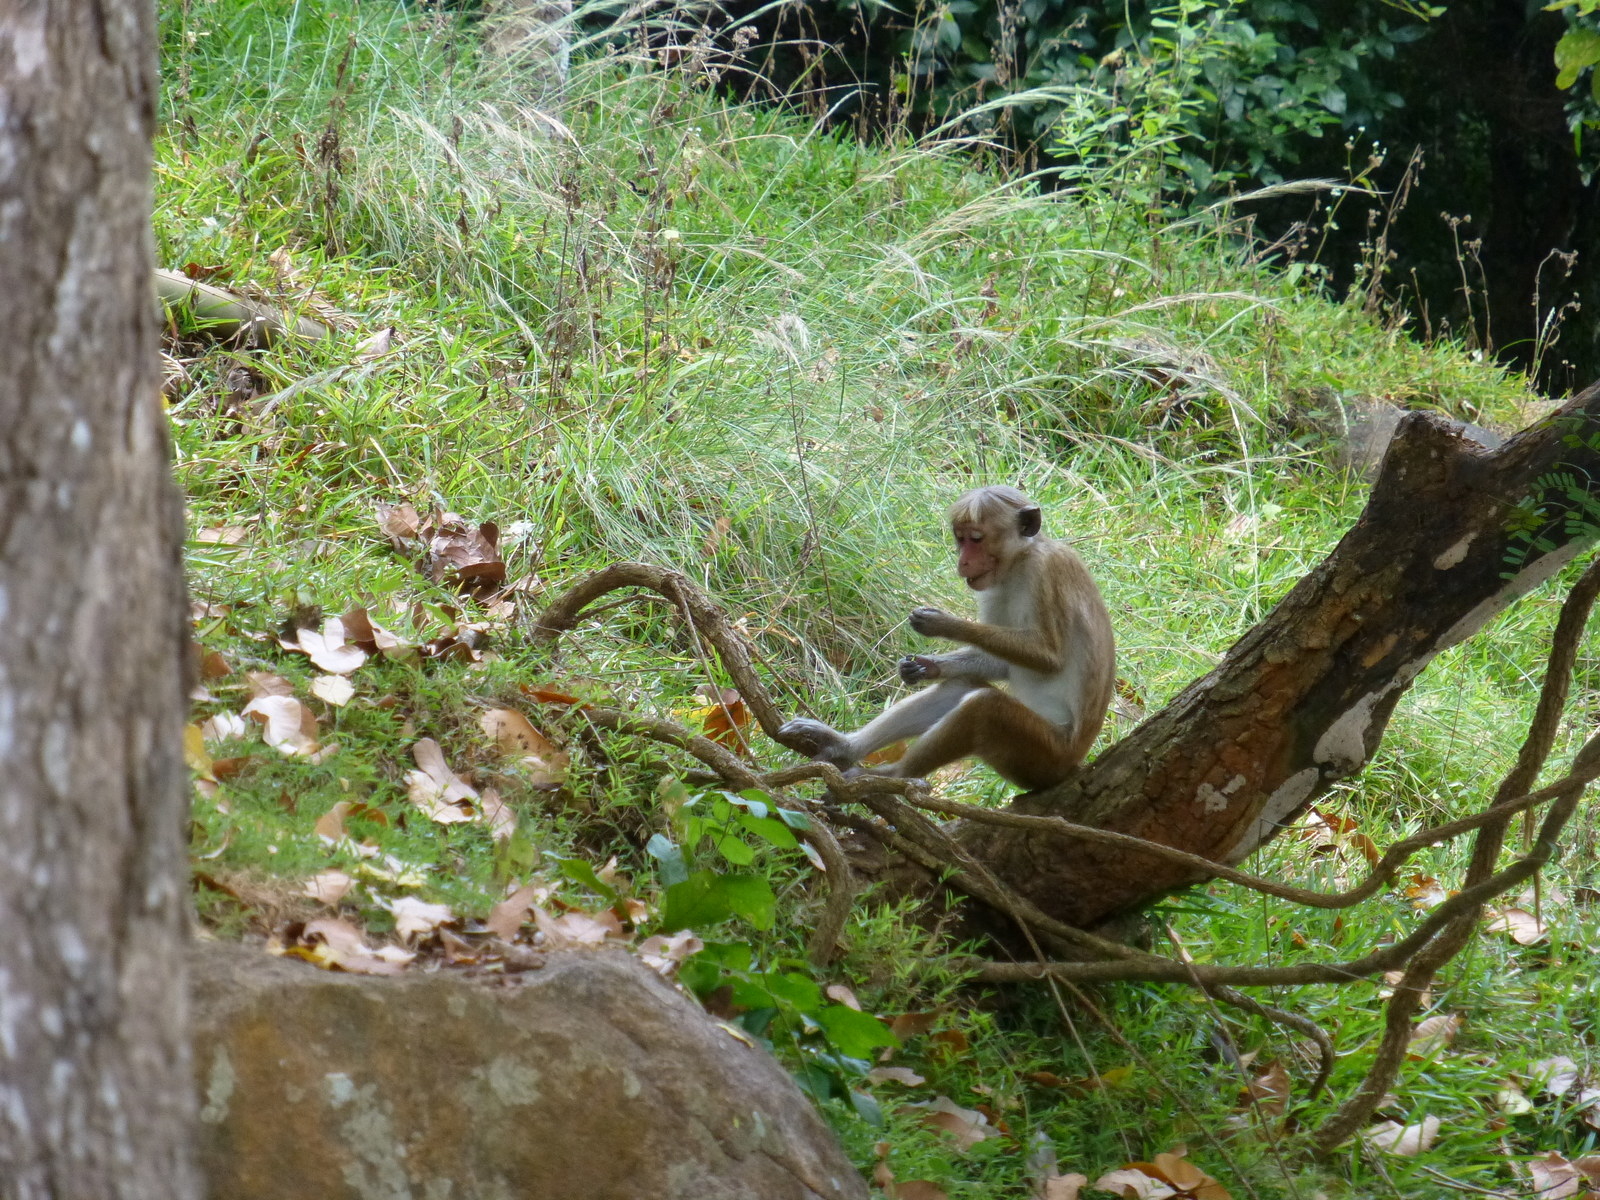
xmin=953 ymin=524 xmax=1001 ymax=590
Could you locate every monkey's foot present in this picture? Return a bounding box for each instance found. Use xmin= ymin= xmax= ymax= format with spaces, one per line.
xmin=777 ymin=718 xmax=857 ymax=768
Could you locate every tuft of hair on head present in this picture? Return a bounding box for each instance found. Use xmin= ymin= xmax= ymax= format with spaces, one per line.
xmin=949 ymin=485 xmax=1042 ymax=537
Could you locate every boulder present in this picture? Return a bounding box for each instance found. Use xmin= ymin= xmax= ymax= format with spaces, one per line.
xmin=190 ymin=942 xmax=868 ymax=1200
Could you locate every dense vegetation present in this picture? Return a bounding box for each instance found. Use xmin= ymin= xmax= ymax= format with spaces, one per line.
xmin=733 ymin=0 xmax=1600 ymax=393
xmin=162 ymin=0 xmax=1600 ymax=1194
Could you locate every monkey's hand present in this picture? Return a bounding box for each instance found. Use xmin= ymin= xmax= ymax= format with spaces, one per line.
xmin=899 ymin=654 xmax=941 ymax=685
xmin=908 ymin=606 xmax=963 ymax=639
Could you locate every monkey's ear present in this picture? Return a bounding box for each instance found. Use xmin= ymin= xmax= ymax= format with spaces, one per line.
xmin=1017 ymin=506 xmax=1042 ymax=538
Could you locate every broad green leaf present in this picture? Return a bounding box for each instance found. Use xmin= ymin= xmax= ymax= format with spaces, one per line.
xmin=738 ymin=812 xmax=798 ymax=849
xmin=850 ymin=1089 xmax=885 ymax=1126
xmin=817 ymin=1004 xmax=900 ymax=1059
xmin=646 ymin=833 xmax=688 ymax=887
xmin=662 ymin=871 xmax=775 ymax=931
xmin=550 ymin=854 xmax=618 ymax=900
xmin=763 ymin=970 xmax=823 ymax=1010
xmin=1555 ymin=26 xmax=1600 ymax=88
xmin=710 ymin=831 xmax=756 ymax=867
xmin=720 ymin=873 xmax=777 ymax=929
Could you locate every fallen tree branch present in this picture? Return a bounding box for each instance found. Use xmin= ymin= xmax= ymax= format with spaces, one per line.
xmin=155 ymin=268 xmax=330 ymax=345
xmin=530 ymin=562 xmax=800 ymax=747
xmin=1308 ymin=555 xmax=1600 ymax=1152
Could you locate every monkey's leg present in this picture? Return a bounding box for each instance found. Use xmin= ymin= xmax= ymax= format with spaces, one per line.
xmin=780 ymin=680 xmax=978 ymax=768
xmin=776 ymin=717 xmax=856 ymax=768
xmin=892 ymin=687 xmax=1078 ymax=791
xmin=845 ymin=679 xmax=980 ymax=762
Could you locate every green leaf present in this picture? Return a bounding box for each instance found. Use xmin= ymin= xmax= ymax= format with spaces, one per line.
xmin=720 ymin=873 xmax=777 ymax=929
xmin=661 ymin=871 xmax=776 ymax=932
xmin=733 ymin=789 xmax=772 ymax=818
xmin=776 ymin=807 xmax=814 ymax=832
xmin=646 ymin=833 xmax=688 ymax=887
xmin=850 ymin=1089 xmax=885 ymax=1126
xmin=549 ymin=853 xmax=618 ymax=901
xmin=738 ymin=812 xmax=798 ymax=849
xmin=663 ymin=871 xmax=735 ymax=930
xmin=1555 ymin=26 xmax=1600 ymax=89
xmin=763 ymin=970 xmax=823 ymax=1010
xmin=710 ymin=832 xmax=756 ymax=867
xmin=492 ymin=829 xmax=539 ymax=879
xmin=657 ymin=775 xmax=692 ymax=819
xmin=817 ymin=1004 xmax=900 ymax=1059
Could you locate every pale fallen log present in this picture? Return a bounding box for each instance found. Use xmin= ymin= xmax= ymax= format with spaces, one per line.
xmin=154 ymin=268 xmax=329 ymax=345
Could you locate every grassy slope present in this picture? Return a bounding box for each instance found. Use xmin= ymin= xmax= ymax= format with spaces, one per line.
xmin=161 ymin=1 xmax=1600 ymax=1194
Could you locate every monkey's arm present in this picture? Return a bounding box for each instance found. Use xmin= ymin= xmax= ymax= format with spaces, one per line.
xmin=908 ymin=607 xmax=1065 ymax=675
xmin=899 ymin=647 xmax=1008 ymax=684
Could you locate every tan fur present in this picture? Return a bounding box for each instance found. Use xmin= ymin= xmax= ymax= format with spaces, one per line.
xmin=779 ymin=486 xmax=1116 ymax=790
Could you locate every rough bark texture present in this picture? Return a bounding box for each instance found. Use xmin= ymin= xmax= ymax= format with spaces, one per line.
xmin=963 ymin=385 xmax=1600 ymax=929
xmin=0 ymin=2 xmax=198 ymax=1196
xmin=191 ymin=943 xmax=869 ymax=1200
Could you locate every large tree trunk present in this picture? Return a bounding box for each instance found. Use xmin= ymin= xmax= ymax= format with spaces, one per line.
xmin=963 ymin=388 xmax=1600 ymax=929
xmin=0 ymin=2 xmax=199 ymax=1196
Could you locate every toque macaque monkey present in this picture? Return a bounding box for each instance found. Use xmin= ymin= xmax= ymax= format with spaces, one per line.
xmin=779 ymin=485 xmax=1115 ymax=791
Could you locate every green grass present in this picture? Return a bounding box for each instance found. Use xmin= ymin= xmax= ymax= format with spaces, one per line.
xmin=162 ymin=1 xmax=1600 ymax=1195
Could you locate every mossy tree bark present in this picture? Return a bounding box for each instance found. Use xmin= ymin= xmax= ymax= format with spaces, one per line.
xmin=962 ymin=387 xmax=1600 ymax=929
xmin=0 ymin=0 xmax=198 ymax=1195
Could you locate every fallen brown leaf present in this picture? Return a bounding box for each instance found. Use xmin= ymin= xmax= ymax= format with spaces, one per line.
xmin=303 ymin=870 xmax=354 ymax=905
xmin=1527 ymin=1150 xmax=1600 ymax=1199
xmin=637 ymin=931 xmax=704 ymax=977
xmin=242 ymin=694 xmax=319 ymax=756
xmin=375 ymin=501 xmax=422 ymax=551
xmin=314 ymin=800 xmax=353 ymax=839
xmin=1487 ymin=906 xmax=1547 ymax=945
xmin=1531 ymin=1056 xmax=1583 ymax=1098
xmin=1244 ymin=1060 xmax=1291 ymax=1120
xmin=479 ymin=787 xmax=517 ymax=842
xmin=889 ymin=1012 xmax=940 ymax=1041
xmin=199 ymin=711 xmax=249 ymax=742
xmin=522 ymin=683 xmax=585 ymax=706
xmin=862 ymin=740 xmax=908 ymax=766
xmin=701 ymin=515 xmax=733 ymax=556
xmin=480 ymin=707 xmax=568 ymax=784
xmin=908 ymin=1096 xmax=998 ymax=1152
xmin=310 ymin=674 xmax=356 ymax=706
xmin=532 ymin=905 xmax=622 ymax=949
xmin=195 ymin=524 xmax=249 ymax=545
xmin=288 ymin=617 xmax=367 ymax=675
xmin=283 ymin=917 xmax=407 ymax=976
xmin=199 ymin=650 xmax=232 ymax=680
xmin=246 ymin=671 xmax=295 ymax=698
xmin=405 ymin=737 xmax=479 ymax=824
xmin=338 ymin=606 xmax=416 ymax=661
xmin=1407 ymin=1013 xmax=1464 ymax=1058
xmin=866 ymin=1067 xmax=926 ymax=1087
xmin=423 ymin=511 xmax=506 ymax=593
xmin=487 ymin=884 xmax=544 ymax=941
xmin=694 ymin=686 xmax=752 ymax=757
xmin=826 ymin=983 xmax=862 ymax=1010
xmin=390 ymin=896 xmax=454 ymax=941
xmin=1092 ymin=1168 xmax=1179 ymax=1199
xmin=1040 ymin=1174 xmax=1087 ymax=1200
xmin=1362 ymin=1115 xmax=1441 ymax=1156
